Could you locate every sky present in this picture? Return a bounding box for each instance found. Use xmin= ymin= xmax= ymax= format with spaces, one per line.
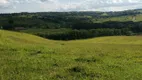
xmin=0 ymin=0 xmax=142 ymax=13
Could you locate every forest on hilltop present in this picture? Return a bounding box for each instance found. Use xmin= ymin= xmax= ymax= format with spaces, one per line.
xmin=0 ymin=9 xmax=142 ymax=40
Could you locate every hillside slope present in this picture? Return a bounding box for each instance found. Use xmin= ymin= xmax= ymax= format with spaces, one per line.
xmin=0 ymin=30 xmax=51 ymax=45
xmin=72 ymin=36 xmax=142 ymax=44
xmin=93 ymin=14 xmax=142 ymax=23
xmin=0 ymin=30 xmax=142 ymax=80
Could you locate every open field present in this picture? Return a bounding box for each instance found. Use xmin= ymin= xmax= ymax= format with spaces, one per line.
xmin=93 ymin=14 xmax=142 ymax=23
xmin=0 ymin=30 xmax=142 ymax=80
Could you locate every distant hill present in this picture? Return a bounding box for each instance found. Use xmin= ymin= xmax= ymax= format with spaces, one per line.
xmin=0 ymin=9 xmax=142 ymax=40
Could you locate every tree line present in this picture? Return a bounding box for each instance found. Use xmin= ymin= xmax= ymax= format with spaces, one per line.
xmin=1 ymin=20 xmax=141 ymax=40
xmin=35 ymin=28 xmax=134 ymax=40
xmin=0 ymin=11 xmax=142 ymax=40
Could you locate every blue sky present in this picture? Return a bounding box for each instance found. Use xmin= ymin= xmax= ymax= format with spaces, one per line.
xmin=0 ymin=0 xmax=142 ymax=13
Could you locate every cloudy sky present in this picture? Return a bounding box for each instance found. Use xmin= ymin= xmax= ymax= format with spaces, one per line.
xmin=0 ymin=0 xmax=142 ymax=13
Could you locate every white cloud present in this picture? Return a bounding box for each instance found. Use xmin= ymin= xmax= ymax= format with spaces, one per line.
xmin=0 ymin=0 xmax=142 ymax=13
xmin=0 ymin=0 xmax=8 ymax=4
xmin=46 ymin=0 xmax=142 ymax=11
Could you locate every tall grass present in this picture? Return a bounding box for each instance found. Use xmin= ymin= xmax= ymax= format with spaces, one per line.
xmin=0 ymin=30 xmax=142 ymax=80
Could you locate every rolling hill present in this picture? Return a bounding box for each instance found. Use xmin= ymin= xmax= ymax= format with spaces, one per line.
xmin=93 ymin=14 xmax=142 ymax=23
xmin=0 ymin=30 xmax=142 ymax=80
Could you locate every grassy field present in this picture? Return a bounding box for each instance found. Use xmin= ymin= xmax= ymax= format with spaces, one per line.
xmin=93 ymin=14 xmax=142 ymax=23
xmin=0 ymin=30 xmax=142 ymax=80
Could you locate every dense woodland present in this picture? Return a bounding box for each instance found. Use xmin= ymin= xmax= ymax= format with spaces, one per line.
xmin=0 ymin=9 xmax=142 ymax=40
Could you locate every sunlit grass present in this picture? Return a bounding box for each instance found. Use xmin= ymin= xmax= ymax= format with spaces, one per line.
xmin=0 ymin=30 xmax=142 ymax=80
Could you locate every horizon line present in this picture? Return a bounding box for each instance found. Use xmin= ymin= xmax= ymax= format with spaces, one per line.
xmin=0 ymin=8 xmax=141 ymax=14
